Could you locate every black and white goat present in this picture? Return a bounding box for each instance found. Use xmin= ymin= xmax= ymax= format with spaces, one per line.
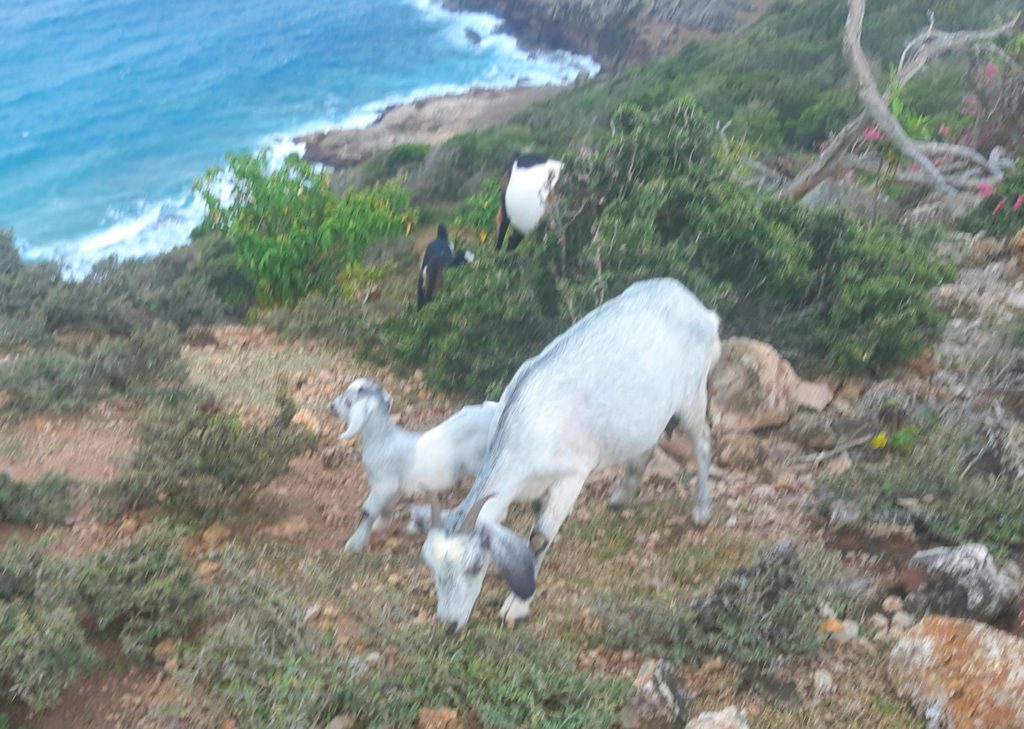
xmin=417 ymin=224 xmax=474 ymax=309
xmin=495 ymin=154 xmax=563 ymax=251
xmin=330 ymin=378 xmax=498 ymax=551
xmin=418 ymin=278 xmax=721 ymax=632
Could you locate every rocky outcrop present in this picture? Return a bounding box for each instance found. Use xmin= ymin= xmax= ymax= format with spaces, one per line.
xmin=440 ymin=0 xmax=764 ymax=70
xmin=904 ymin=544 xmax=1021 ymax=622
xmin=710 ymin=337 xmax=801 ymax=433
xmin=619 ymin=659 xmax=690 ymax=728
xmin=889 ymin=616 xmax=1024 ymax=728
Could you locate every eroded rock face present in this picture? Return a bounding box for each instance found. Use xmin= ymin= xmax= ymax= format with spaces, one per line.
xmin=710 ymin=338 xmax=801 ymax=433
xmin=889 ymin=616 xmax=1024 ymax=729
xmin=619 ymin=659 xmax=690 ymax=728
xmin=439 ymin=0 xmax=762 ymax=69
xmin=905 ymin=544 xmax=1021 ymax=622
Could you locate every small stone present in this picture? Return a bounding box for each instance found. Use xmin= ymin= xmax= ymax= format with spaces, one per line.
xmin=820 ymin=617 xmax=844 ymax=634
xmin=888 ymin=610 xmax=915 ymax=638
xmin=201 ymin=522 xmax=231 ymax=550
xmin=619 ymin=659 xmax=689 ymax=728
xmin=387 ymin=572 xmax=401 ymax=586
xmin=685 ymin=706 xmax=750 ymax=729
xmin=266 ymin=515 xmax=309 ymax=540
xmin=321 ymin=604 xmax=339 ymax=620
xmin=881 ymin=595 xmax=903 ymax=615
xmin=197 ymin=560 xmax=220 ymax=578
xmin=867 ymin=613 xmax=889 ymax=638
xmin=821 ymin=452 xmax=852 ymax=477
xmin=120 ymin=517 xmax=139 ymax=534
xmin=812 ymin=669 xmax=835 ymax=696
xmin=291 ymin=408 xmax=321 ymax=434
xmin=417 ymin=707 xmax=459 ymax=729
xmin=152 ymin=639 xmax=175 ymax=664
xmin=303 ymin=604 xmax=322 ymax=625
xmin=324 ymin=715 xmax=356 ymax=729
xmin=163 ymin=656 xmax=178 ymax=675
xmin=831 ymin=619 xmax=859 ymax=644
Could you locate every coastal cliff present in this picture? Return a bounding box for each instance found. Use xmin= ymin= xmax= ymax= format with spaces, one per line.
xmin=440 ymin=0 xmax=767 ymax=69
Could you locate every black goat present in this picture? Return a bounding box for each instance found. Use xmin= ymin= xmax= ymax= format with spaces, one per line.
xmin=417 ymin=224 xmax=474 ymax=309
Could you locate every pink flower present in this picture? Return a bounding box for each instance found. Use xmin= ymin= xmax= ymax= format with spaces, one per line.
xmin=938 ymin=124 xmax=950 ymax=138
xmin=863 ymin=126 xmax=883 ymax=142
xmin=977 ymin=180 xmax=997 ymax=197
xmin=980 ymin=62 xmax=1000 ymax=86
xmin=993 ymin=198 xmax=1006 ymax=214
xmin=1014 ymin=194 xmax=1024 ymax=212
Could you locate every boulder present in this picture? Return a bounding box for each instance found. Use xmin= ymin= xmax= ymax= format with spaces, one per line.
xmin=901 ymin=190 xmax=980 ymax=228
xmin=714 ymin=433 xmax=769 ymax=471
xmin=710 ymin=338 xmax=800 ymax=432
xmin=618 ymin=659 xmax=689 ymax=728
xmin=803 ymin=179 xmax=900 ymax=222
xmin=417 ymin=708 xmax=459 ymax=729
xmin=794 ymin=379 xmax=835 ymax=412
xmin=685 ymin=706 xmax=750 ymax=729
xmin=780 ymin=411 xmax=838 ymax=451
xmin=889 ymin=615 xmax=1024 ymax=728
xmin=904 ymin=544 xmax=1021 ymax=622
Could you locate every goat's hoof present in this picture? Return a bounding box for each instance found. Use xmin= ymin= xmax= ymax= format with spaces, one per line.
xmin=690 ymin=505 xmax=712 ymax=528
xmin=606 ymin=491 xmax=631 ymax=511
xmin=499 ymin=593 xmax=531 ymax=626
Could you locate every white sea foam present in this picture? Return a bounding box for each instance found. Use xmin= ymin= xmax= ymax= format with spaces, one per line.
xmin=42 ymin=0 xmax=599 ymax=277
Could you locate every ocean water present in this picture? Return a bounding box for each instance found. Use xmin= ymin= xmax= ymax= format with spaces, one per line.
xmin=0 ymin=0 xmax=597 ymax=272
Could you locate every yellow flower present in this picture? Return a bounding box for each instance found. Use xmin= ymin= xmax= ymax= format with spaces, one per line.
xmin=871 ymin=431 xmax=888 ymax=449
xmin=478 ymin=230 xmax=487 ymax=243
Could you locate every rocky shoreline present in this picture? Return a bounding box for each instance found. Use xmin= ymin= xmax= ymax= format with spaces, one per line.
xmin=299 ymin=0 xmax=769 ymax=170
xmin=298 ymin=84 xmax=567 ymax=170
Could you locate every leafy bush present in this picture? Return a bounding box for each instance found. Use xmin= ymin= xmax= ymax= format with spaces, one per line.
xmin=75 ymin=526 xmax=206 ymax=659
xmin=0 ymin=231 xmax=60 ymax=350
xmin=0 ymin=321 xmax=187 ymax=415
xmin=182 ymin=569 xmax=349 ymax=729
xmin=370 ymin=101 xmax=952 ymax=398
xmin=194 ymin=151 xmax=414 ymax=306
xmin=100 ymin=392 xmax=316 ymax=520
xmin=0 ymin=472 xmax=74 ymax=526
xmin=0 ymin=540 xmax=97 ymax=711
xmin=596 ymin=543 xmax=851 ymax=669
xmin=259 ymin=291 xmax=364 ymax=345
xmin=361 ymin=143 xmax=431 ymax=184
xmin=0 ymin=602 xmax=97 ymax=711
xmin=822 ymin=424 xmax=1024 ymax=557
xmin=963 ymin=162 xmax=1024 ymax=237
xmin=355 ymin=624 xmax=631 ymax=728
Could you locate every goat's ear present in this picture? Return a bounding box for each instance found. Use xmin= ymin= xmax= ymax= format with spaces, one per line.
xmin=339 ymin=396 xmax=374 ymax=439
xmin=481 ymin=523 xmax=535 ymax=599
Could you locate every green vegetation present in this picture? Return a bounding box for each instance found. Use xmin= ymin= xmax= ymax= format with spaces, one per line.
xmin=194 ymin=151 xmax=415 ymax=306
xmin=0 ymin=541 xmax=97 ymax=711
xmin=75 ymin=526 xmax=207 ymax=659
xmin=822 ymin=424 xmax=1024 ymax=557
xmin=594 ymin=543 xmax=853 ymax=670
xmin=367 ymin=101 xmax=953 ymax=397
xmin=963 ymin=162 xmax=1024 ymax=237
xmin=99 ymin=388 xmax=316 ymax=521
xmin=0 ymin=472 xmax=74 ymax=527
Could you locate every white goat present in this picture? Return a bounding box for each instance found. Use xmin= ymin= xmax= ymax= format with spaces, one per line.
xmin=420 ymin=278 xmax=721 ymax=632
xmin=329 ymin=378 xmax=499 ymax=551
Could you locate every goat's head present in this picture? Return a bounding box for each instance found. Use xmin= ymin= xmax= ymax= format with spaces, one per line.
xmin=420 ymin=495 xmax=535 ymax=633
xmin=329 ymin=378 xmax=393 ymax=439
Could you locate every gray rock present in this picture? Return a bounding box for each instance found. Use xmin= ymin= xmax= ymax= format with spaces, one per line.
xmin=905 ymin=543 xmax=1021 ymax=621
xmin=685 ymin=706 xmax=750 ymax=729
xmin=780 ymin=411 xmax=838 ymax=451
xmin=803 ymin=179 xmax=899 ymax=222
xmin=619 ymin=659 xmax=690 ymax=728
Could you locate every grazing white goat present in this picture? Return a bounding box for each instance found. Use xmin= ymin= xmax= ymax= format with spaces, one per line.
xmin=329 ymin=378 xmax=499 ymax=551
xmin=420 ymin=278 xmax=721 ymax=632
xmin=495 ymin=153 xmax=562 ymax=251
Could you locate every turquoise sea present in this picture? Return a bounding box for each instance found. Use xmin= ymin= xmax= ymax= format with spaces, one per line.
xmin=0 ymin=0 xmax=596 ymax=271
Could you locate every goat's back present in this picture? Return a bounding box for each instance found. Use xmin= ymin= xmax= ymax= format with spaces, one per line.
xmin=493 ymin=278 xmax=719 ymax=467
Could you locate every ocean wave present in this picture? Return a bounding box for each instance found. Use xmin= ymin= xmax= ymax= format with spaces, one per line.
xmin=26 ymin=0 xmax=599 ymax=277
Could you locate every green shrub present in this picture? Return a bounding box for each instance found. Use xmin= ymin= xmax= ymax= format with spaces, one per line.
xmin=0 ymin=540 xmax=97 ymax=711
xmin=822 ymin=424 xmax=1024 ymax=557
xmin=101 ymin=392 xmax=316 ymax=520
xmin=362 ymin=143 xmax=431 ymax=184
xmin=194 ymin=151 xmax=414 ymax=306
xmin=595 ymin=543 xmax=851 ymax=669
xmin=0 ymin=321 xmax=186 ymax=415
xmin=0 ymin=472 xmax=74 ymax=526
xmin=259 ymin=291 xmax=364 ymax=345
xmin=963 ymin=162 xmax=1024 ymax=237
xmin=0 ymin=601 xmax=97 ymax=711
xmin=370 ymin=101 xmax=952 ymax=398
xmin=0 ymin=231 xmax=59 ymax=350
xmin=355 ymin=624 xmax=630 ymax=728
xmin=182 ymin=570 xmax=349 ymax=729
xmin=75 ymin=526 xmax=206 ymax=659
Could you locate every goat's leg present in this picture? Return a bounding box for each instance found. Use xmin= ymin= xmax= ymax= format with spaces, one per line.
xmin=685 ymin=419 xmax=713 ymax=527
xmin=496 ymin=208 xmax=510 ymax=250
xmin=345 ymin=485 xmax=397 ymax=551
xmin=607 ymin=447 xmax=655 ymax=509
xmin=506 ymin=230 xmax=524 ymax=251
xmin=499 ymin=470 xmax=588 ymax=624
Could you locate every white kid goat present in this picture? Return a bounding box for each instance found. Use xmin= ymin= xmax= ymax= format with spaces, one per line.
xmin=420 ymin=278 xmax=721 ymax=632
xmin=330 ymin=378 xmax=498 ymax=551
